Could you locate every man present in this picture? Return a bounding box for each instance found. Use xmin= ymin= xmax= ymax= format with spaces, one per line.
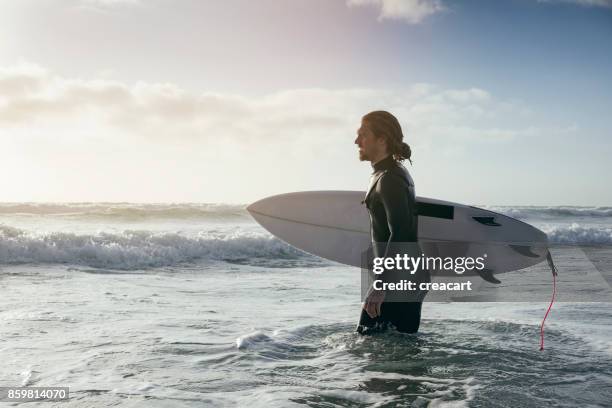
xmin=354 ymin=110 xmax=429 ymax=334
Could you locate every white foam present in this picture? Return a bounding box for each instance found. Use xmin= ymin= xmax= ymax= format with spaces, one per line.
xmin=543 ymin=223 xmax=612 ymax=244
xmin=236 ymin=331 xmax=273 ymax=349
xmin=20 ymin=367 xmax=37 ymax=386
xmin=0 ymin=226 xmax=309 ymax=269
xmin=427 ymin=377 xmax=480 ymax=408
xmin=366 ymin=371 xmax=480 ymax=407
xmin=0 ymin=202 xmax=249 ymax=220
xmin=485 ymin=206 xmax=612 ymax=219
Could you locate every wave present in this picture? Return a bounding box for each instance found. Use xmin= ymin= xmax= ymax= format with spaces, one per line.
xmin=3 ymin=203 xmax=612 ymax=220
xmin=544 ymin=224 xmax=612 ymax=245
xmin=0 ymin=203 xmax=249 ymax=220
xmin=486 ymin=206 xmax=612 ymax=219
xmin=2 ymin=220 xmax=610 ymax=270
xmin=0 ymin=225 xmax=317 ymax=270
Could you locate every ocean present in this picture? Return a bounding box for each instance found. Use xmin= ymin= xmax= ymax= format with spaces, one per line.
xmin=1 ymin=203 xmax=611 ymax=407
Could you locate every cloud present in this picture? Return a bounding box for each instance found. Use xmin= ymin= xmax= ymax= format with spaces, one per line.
xmin=77 ymin=0 xmax=141 ymax=13
xmin=0 ymin=61 xmax=543 ymax=152
xmin=2 ymin=62 xmax=579 ymax=203
xmin=346 ymin=0 xmax=612 ymax=25
xmin=0 ymin=62 xmax=48 ymax=97
xmin=81 ymin=0 xmax=141 ymax=6
xmin=347 ymin=0 xmax=446 ymax=24
xmin=539 ymin=0 xmax=612 ymax=7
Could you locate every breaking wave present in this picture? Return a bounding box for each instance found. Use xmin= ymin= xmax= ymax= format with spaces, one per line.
xmin=486 ymin=206 xmax=612 ymax=219
xmin=3 ymin=203 xmax=612 ymax=221
xmin=0 ymin=225 xmax=315 ymax=270
xmin=544 ymin=224 xmax=612 ymax=245
xmin=0 ymin=203 xmax=249 ymax=220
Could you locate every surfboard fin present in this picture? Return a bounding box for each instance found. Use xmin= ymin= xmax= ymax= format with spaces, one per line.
xmin=477 ymin=268 xmax=501 ymax=284
xmin=546 ymin=250 xmax=558 ymax=276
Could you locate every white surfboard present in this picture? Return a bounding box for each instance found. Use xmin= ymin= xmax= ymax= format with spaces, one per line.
xmin=247 ymin=191 xmax=549 ymax=282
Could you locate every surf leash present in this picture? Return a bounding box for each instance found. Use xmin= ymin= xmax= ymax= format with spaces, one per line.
xmin=540 ymin=250 xmax=558 ymax=351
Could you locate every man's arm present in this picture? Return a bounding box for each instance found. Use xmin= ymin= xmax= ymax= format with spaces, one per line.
xmin=378 ymin=172 xmax=415 ymax=255
xmin=363 ymin=172 xmax=415 ymax=318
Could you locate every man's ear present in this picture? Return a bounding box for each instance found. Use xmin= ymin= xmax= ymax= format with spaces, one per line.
xmin=377 ymin=135 xmax=387 ymax=149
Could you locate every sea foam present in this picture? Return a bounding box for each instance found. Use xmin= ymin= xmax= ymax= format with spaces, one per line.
xmin=543 ymin=223 xmax=612 ymax=245
xmin=0 ymin=226 xmax=309 ymax=270
xmin=485 ymin=206 xmax=612 ymax=219
xmin=0 ymin=203 xmax=249 ymax=220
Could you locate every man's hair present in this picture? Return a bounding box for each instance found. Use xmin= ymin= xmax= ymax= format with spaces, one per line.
xmin=362 ymin=110 xmax=412 ymax=164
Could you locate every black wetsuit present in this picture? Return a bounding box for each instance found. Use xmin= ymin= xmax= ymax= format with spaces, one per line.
xmin=357 ymin=155 xmax=429 ymax=334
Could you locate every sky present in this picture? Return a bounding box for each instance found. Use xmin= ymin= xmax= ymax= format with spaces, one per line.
xmin=0 ymin=0 xmax=611 ymax=205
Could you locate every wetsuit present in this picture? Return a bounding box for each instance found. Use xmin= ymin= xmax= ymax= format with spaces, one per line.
xmin=357 ymin=155 xmax=429 ymax=334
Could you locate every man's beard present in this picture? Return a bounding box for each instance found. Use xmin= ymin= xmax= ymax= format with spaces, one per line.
xmin=359 ymin=150 xmax=369 ymax=161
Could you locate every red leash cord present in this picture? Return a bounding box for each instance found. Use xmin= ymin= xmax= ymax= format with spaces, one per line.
xmin=540 ymin=251 xmax=558 ymax=351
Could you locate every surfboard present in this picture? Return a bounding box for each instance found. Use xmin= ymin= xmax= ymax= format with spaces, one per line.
xmin=247 ymin=191 xmax=550 ymax=282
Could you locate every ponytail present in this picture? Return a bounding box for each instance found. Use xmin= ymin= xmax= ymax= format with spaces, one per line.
xmin=398 ymin=142 xmax=412 ymax=164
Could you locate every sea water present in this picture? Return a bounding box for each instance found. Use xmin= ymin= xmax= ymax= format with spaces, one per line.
xmin=1 ymin=203 xmax=611 ymax=407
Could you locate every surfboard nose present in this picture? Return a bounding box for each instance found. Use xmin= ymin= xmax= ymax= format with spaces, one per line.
xmin=246 ymin=202 xmax=257 ymax=215
xmin=246 ymin=196 xmax=273 ymax=216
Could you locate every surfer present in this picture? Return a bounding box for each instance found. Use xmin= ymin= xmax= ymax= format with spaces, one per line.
xmin=355 ymin=110 xmax=429 ymax=334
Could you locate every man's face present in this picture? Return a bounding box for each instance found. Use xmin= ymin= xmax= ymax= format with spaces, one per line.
xmin=354 ymin=120 xmax=384 ymax=162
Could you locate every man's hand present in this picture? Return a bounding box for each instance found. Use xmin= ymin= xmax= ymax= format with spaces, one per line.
xmin=363 ymin=288 xmax=386 ymax=318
